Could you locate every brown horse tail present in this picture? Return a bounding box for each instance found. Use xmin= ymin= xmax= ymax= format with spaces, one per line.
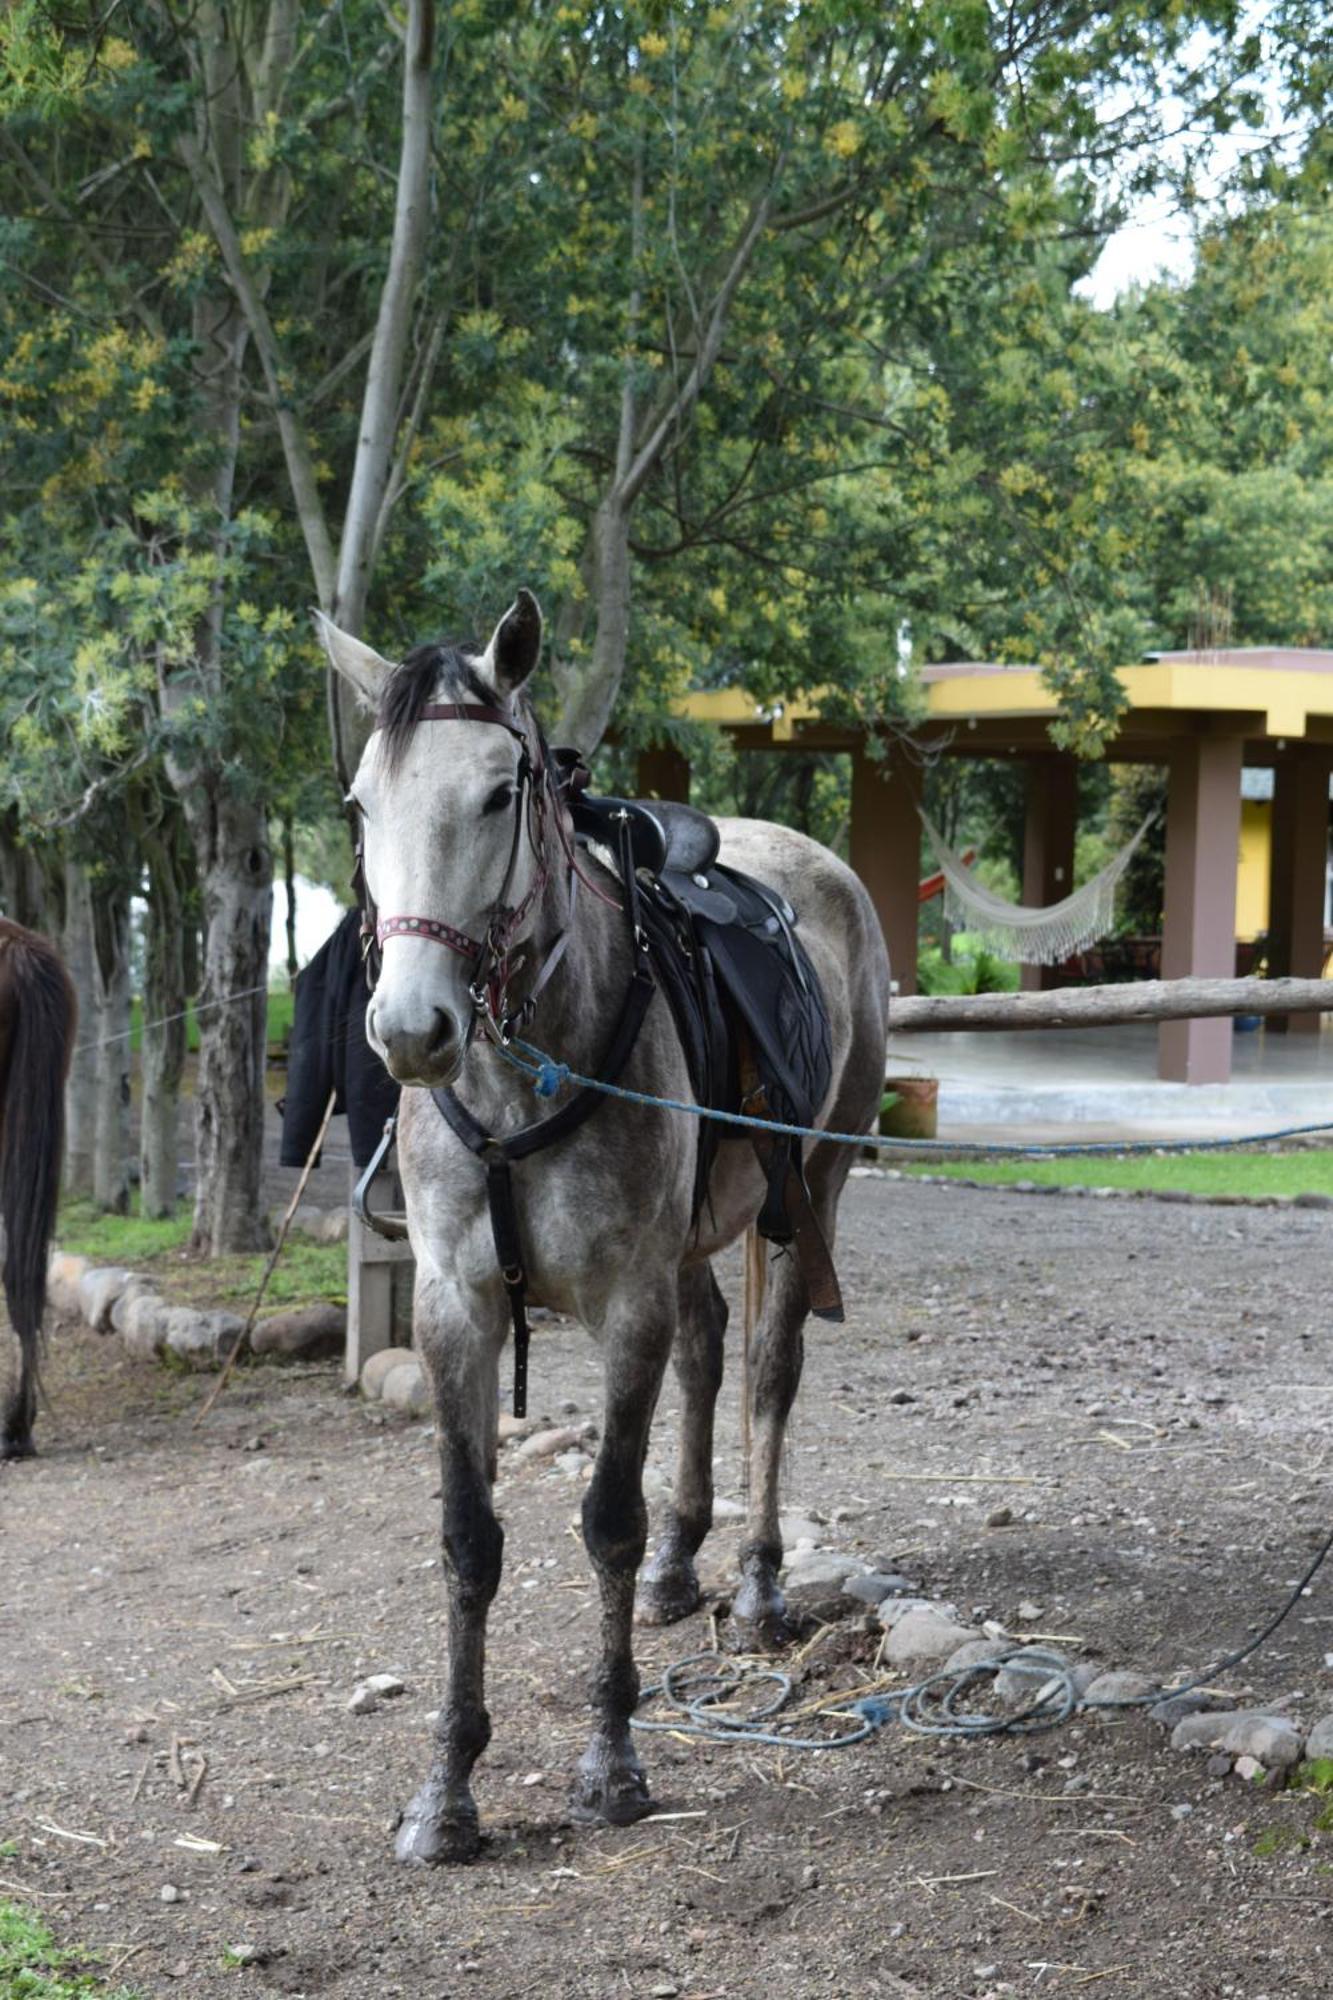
xmin=0 ymin=924 xmax=77 ymax=1360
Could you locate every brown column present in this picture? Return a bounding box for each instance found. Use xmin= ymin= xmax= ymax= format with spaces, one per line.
xmin=1266 ymin=752 xmax=1330 ymax=1033
xmin=850 ymin=744 xmax=919 ymax=994
xmin=1158 ymin=735 xmax=1244 ymax=1083
xmin=1020 ymin=757 xmax=1079 ymax=992
xmin=636 ymin=745 xmax=691 ymax=801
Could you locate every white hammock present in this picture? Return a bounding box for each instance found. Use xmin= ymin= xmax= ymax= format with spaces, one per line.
xmin=918 ymin=808 xmax=1156 ymax=966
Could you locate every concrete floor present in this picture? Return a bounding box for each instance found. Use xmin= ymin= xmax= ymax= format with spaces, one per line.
xmin=884 ymin=1018 xmax=1333 ymax=1142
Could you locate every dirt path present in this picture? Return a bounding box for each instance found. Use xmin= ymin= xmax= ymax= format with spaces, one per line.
xmin=3 ymin=1178 xmax=1332 ymax=2000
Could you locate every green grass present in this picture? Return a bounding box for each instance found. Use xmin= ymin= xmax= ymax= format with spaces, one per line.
xmin=56 ymin=1203 xmax=346 ymax=1313
xmin=902 ymin=1148 xmax=1333 ymax=1199
xmin=0 ymin=1902 xmax=147 ymax=1999
xmin=56 ymin=1201 xmax=193 ymax=1264
xmin=128 ymin=984 xmax=295 ymax=1055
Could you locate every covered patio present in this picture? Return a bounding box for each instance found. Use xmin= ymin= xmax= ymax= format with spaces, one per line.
xmin=649 ymin=648 xmax=1333 ymax=1086
xmin=883 ymin=1018 xmax=1333 ymax=1144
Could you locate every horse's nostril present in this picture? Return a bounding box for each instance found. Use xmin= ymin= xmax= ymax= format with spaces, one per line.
xmin=428 ymin=1012 xmax=458 ymax=1059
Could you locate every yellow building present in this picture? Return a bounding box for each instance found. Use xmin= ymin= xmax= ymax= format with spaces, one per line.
xmin=652 ymin=647 xmax=1333 ymax=1085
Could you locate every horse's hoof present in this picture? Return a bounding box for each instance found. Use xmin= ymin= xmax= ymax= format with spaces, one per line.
xmin=634 ymin=1567 xmax=700 ymax=1626
xmin=394 ymin=1790 xmax=481 ymax=1866
xmin=0 ymin=1434 xmax=36 ymax=1463
xmin=731 ymin=1576 xmax=796 ymax=1651
xmin=569 ymin=1747 xmax=653 ymax=1827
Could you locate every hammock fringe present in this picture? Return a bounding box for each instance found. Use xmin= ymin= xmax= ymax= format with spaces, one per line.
xmin=918 ymin=809 xmax=1156 ymax=967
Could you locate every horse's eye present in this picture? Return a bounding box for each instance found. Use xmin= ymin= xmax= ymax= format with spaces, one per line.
xmin=482 ymin=783 xmax=513 ymax=816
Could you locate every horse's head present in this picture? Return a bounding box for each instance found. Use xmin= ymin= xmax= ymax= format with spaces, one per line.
xmin=317 ymin=591 xmax=546 ymax=1089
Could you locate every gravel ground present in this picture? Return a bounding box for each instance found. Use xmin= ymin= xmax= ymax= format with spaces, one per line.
xmin=3 ymin=1176 xmax=1333 ymax=2000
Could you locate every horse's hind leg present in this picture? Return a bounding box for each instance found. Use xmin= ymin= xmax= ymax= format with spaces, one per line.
xmin=572 ymin=1286 xmax=674 ymax=1825
xmin=395 ymin=1282 xmax=505 ymax=1865
xmin=1 ymin=1349 xmax=37 ymax=1461
xmin=636 ymin=1262 xmax=726 ymax=1625
xmin=733 ymin=1147 xmax=854 ymax=1647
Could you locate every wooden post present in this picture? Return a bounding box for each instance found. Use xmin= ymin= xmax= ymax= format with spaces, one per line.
xmin=1267 ymin=752 xmax=1330 ymax=1034
xmin=1020 ymin=758 xmax=1079 ymax=993
xmin=636 ymin=745 xmax=691 ymax=802
xmin=851 ymin=745 xmax=920 ymax=995
xmin=1158 ymin=736 xmax=1243 ymax=1084
xmin=346 ymin=1156 xmax=414 ymax=1386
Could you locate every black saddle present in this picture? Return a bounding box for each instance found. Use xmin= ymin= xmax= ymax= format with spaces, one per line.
xmin=569 ymin=789 xmax=840 ymax=1318
xmin=570 ymin=792 xmax=720 ymax=879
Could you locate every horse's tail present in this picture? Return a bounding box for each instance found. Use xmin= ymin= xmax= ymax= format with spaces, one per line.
xmin=0 ymin=924 xmax=77 ymax=1364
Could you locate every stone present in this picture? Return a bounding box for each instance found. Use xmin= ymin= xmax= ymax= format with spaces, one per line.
xmin=1233 ymin=1755 xmax=1263 ymax=1781
xmin=1082 ymin=1670 xmax=1158 ymax=1710
xmin=944 ymin=1639 xmax=1011 ymax=1675
xmin=1149 ymin=1692 xmax=1216 ymax=1729
xmin=986 ymin=1506 xmax=1013 ymax=1529
xmin=78 ymin=1266 xmax=136 ymax=1333
xmin=782 ymin=1551 xmax=864 ymax=1591
xmin=47 ymin=1251 xmax=90 ymax=1319
xmin=994 ymin=1647 xmax=1071 ymax=1707
xmin=313 ymin=1207 xmax=349 ymax=1243
xmin=779 ymin=1515 xmax=825 ymax=1548
xmin=554 ymin=1448 xmax=589 ymax=1476
xmin=285 ymin=1203 xmax=326 ymax=1238
xmin=1015 ymin=1600 xmax=1043 ymax=1623
xmin=160 ymin=1884 xmax=181 ymax=1904
xmin=1306 ymin=1714 xmax=1333 ymax=1759
xmin=381 ymin=1361 xmax=429 ymax=1414
xmin=712 ymin=1496 xmax=746 ymax=1521
xmin=514 ymin=1424 xmax=597 ymax=1462
xmin=251 ymin=1304 xmax=346 ymax=1361
xmin=164 ymin=1308 xmax=247 ymax=1368
xmin=346 ymin=1685 xmax=381 ymax=1715
xmin=841 ymin=1571 xmax=905 ymax=1607
xmin=118 ymin=1293 xmax=173 ymax=1361
xmin=1170 ymin=1709 xmax=1305 ymax=1771
xmin=497 ymin=1411 xmax=536 ymax=1442
xmin=884 ymin=1609 xmax=981 ymax=1667
xmin=109 ymin=1278 xmax=159 ymax=1337
xmin=363 ymin=1673 xmax=405 ymax=1698
xmin=877 ymin=1596 xmax=950 ymax=1630
xmin=360 ymin=1347 xmax=416 ymax=1400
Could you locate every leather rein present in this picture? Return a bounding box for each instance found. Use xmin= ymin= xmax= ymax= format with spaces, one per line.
xmin=352 ymin=698 xmax=657 ymax=1417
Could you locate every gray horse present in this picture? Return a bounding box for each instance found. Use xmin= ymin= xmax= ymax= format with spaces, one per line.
xmin=318 ymin=592 xmax=890 ymax=1863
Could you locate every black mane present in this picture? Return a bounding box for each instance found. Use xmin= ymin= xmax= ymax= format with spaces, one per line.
xmin=376 ymin=640 xmax=497 ymax=769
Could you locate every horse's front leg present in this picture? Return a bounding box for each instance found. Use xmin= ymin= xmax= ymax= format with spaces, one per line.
xmin=396 ymin=1275 xmax=505 ymax=1866
xmin=572 ymin=1284 xmax=675 ymax=1825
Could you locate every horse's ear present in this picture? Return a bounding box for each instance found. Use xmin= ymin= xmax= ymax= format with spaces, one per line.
xmin=483 ymin=589 xmax=543 ymax=695
xmin=312 ymin=610 xmax=395 ymax=712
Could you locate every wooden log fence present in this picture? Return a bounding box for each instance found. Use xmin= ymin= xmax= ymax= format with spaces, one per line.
xmin=889 ymin=976 xmax=1333 ymax=1034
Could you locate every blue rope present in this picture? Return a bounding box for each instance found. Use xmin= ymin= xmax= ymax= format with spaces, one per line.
xmin=497 ymin=1035 xmax=1333 ymax=1161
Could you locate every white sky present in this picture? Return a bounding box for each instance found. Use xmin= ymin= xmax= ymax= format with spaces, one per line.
xmin=269 ymin=876 xmax=346 ymax=973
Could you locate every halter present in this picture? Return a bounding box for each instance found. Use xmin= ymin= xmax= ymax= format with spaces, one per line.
xmin=353 ymin=700 xmax=571 ymax=1046
xmin=351 ymin=696 xmax=655 ymax=1422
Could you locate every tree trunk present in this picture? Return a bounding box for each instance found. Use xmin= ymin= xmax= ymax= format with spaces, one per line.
xmin=188 ymin=795 xmax=273 ymax=1254
xmin=282 ymin=814 xmax=298 ymax=984
xmin=91 ymin=875 xmax=132 ymax=1215
xmin=140 ymin=815 xmax=190 ymax=1219
xmin=62 ymin=861 xmax=97 ymax=1197
xmin=552 ymin=495 xmax=633 ymax=754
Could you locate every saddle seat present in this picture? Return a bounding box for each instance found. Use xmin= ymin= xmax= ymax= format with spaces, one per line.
xmin=567 ymin=791 xmax=720 ymax=879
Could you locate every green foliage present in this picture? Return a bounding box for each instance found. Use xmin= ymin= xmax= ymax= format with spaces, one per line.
xmin=905 ymin=1149 xmax=1333 ymax=1199
xmin=917 ymin=944 xmax=1021 ymax=995
xmin=0 ymin=1900 xmax=147 ymax=1999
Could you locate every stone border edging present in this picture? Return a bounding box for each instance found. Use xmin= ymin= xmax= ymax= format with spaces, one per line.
xmin=46 ymin=1201 xmax=351 ymax=1371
